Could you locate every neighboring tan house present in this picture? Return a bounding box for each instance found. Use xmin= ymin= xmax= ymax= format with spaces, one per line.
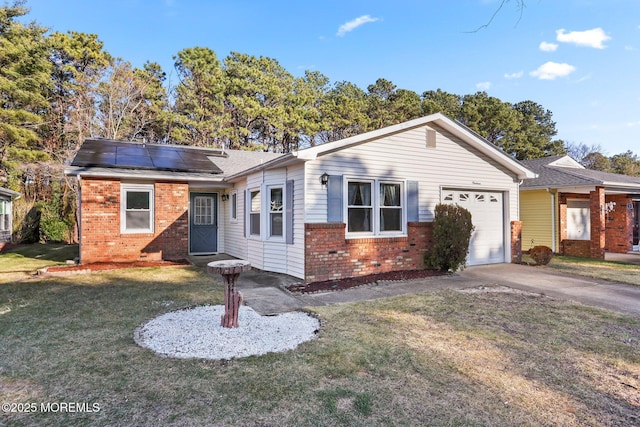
xmin=65 ymin=113 xmax=535 ymax=283
xmin=520 ymin=155 xmax=640 ymax=258
xmin=0 ymin=187 xmax=20 ymax=251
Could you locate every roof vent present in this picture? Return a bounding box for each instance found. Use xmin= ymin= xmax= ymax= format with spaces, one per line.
xmin=426 ymin=129 xmax=437 ymax=148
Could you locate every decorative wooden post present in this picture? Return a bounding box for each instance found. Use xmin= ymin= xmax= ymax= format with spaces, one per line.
xmin=207 ymin=260 xmax=251 ymax=328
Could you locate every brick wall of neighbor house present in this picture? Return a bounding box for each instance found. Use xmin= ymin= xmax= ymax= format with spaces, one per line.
xmin=590 ymin=187 xmax=606 ymax=259
xmin=511 ymin=220 xmax=523 ymax=263
xmin=558 ymin=193 xmax=594 ymax=258
xmin=304 ymin=222 xmax=433 ymax=284
xmin=605 ymin=195 xmax=633 ymax=253
xmin=80 ymin=178 xmax=189 ymax=263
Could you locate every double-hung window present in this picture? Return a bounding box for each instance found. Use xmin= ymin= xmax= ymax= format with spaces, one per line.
xmin=121 ymin=184 xmax=154 ymax=233
xmin=249 ymin=190 xmax=261 ymax=236
xmin=269 ymin=186 xmax=284 ymax=238
xmin=0 ymin=200 xmax=9 ymax=232
xmin=347 ymin=181 xmax=373 ymax=232
xmin=347 ymin=179 xmax=404 ymax=236
xmin=379 ymin=182 xmax=402 ymax=232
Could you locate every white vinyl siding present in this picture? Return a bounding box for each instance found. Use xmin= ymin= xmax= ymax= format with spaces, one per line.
xmin=222 ymin=165 xmax=305 ymax=279
xmin=303 ymin=124 xmax=519 ymax=262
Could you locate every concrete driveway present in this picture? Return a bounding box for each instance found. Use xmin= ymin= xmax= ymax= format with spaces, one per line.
xmin=194 ymin=254 xmax=640 ymax=317
xmin=458 ymin=263 xmax=640 ymax=317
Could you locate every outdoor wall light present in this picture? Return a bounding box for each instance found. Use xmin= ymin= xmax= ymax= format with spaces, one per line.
xmin=221 ymin=194 xmax=229 ymax=202
xmin=320 ymin=172 xmax=329 ymax=187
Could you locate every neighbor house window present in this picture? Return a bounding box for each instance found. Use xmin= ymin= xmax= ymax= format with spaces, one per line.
xmin=230 ymin=192 xmax=237 ymax=222
xmin=249 ymin=189 xmax=260 ymax=236
xmin=0 ymin=200 xmax=9 ymax=231
xmin=121 ymin=184 xmax=154 ymax=233
xmin=347 ymin=179 xmax=405 ymax=235
xmin=269 ymin=186 xmax=283 ymax=237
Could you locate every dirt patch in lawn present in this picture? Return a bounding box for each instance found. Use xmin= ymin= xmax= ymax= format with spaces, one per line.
xmin=286 ymin=269 xmax=448 ymax=294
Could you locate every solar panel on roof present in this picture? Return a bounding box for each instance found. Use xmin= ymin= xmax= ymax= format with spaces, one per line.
xmin=71 ymin=139 xmax=224 ymax=174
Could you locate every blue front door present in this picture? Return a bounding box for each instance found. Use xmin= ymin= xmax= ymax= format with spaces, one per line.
xmin=189 ymin=193 xmax=218 ymax=254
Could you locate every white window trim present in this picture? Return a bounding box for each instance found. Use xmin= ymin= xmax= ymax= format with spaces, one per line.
xmin=121 ymin=183 xmax=154 ymax=234
xmin=229 ymin=191 xmax=238 ymax=223
xmin=345 ymin=178 xmax=407 ymax=238
xmin=267 ymin=184 xmax=285 ymax=241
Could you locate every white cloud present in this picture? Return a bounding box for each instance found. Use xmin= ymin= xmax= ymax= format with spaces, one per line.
xmin=539 ymin=41 xmax=558 ymax=52
xmin=530 ymin=62 xmax=576 ymax=80
xmin=556 ymin=28 xmax=611 ymax=49
xmin=504 ymin=71 xmax=524 ymax=79
xmin=627 ymin=121 xmax=640 ymax=127
xmin=625 ymin=45 xmax=636 ymax=51
xmin=476 ymin=81 xmax=491 ymax=90
xmin=336 ymin=15 xmax=379 ymax=37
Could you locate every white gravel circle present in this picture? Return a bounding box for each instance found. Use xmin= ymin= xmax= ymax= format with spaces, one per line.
xmin=134 ymin=305 xmax=320 ymax=360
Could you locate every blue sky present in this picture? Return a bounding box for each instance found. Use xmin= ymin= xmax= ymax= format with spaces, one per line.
xmin=24 ymin=0 xmax=640 ymax=155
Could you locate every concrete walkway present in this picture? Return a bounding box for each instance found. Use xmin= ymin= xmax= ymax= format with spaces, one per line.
xmin=192 ymin=255 xmax=640 ymax=317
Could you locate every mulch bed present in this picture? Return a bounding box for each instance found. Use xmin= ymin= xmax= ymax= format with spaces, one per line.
xmin=44 ymin=259 xmax=191 ymax=274
xmin=286 ymin=269 xmax=448 ymax=294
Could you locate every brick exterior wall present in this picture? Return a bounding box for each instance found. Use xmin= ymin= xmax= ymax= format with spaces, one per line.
xmin=558 ymin=189 xmax=634 ymax=258
xmin=511 ymin=220 xmax=523 ymax=263
xmin=590 ymin=187 xmax=606 ymax=259
xmin=605 ymin=195 xmax=633 ymax=253
xmin=304 ymin=222 xmax=433 ymax=284
xmin=80 ymin=178 xmax=189 ymax=263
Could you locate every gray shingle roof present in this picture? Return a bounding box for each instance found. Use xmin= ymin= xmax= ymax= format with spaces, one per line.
xmin=521 ymin=156 xmax=640 ymax=190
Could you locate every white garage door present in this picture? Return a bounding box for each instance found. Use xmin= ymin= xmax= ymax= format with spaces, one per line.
xmin=442 ymin=189 xmax=505 ymax=265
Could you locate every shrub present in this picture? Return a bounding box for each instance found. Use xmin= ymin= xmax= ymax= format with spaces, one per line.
xmin=424 ymin=204 xmax=475 ymax=272
xmin=529 ymin=245 xmax=553 ymax=265
xmin=40 ymin=217 xmax=71 ymax=243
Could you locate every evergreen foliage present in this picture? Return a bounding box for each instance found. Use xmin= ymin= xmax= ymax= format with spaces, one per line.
xmin=0 ymin=2 xmax=637 ymax=244
xmin=424 ymin=204 xmax=475 ymax=272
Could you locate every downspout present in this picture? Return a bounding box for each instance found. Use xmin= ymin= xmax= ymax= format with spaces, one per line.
xmin=546 ymin=188 xmax=556 ymax=252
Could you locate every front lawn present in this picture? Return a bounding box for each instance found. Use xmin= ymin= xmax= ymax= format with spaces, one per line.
xmin=0 ymin=243 xmax=78 ymax=283
xmin=541 ymin=255 xmax=640 ymax=286
xmin=1 ymin=260 xmax=638 ymax=426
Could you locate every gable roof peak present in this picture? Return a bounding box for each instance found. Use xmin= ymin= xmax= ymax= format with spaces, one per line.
xmin=547 ymin=155 xmax=584 ymax=169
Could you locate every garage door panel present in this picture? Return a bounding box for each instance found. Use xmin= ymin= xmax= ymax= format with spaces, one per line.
xmin=442 ymin=190 xmax=504 ymax=265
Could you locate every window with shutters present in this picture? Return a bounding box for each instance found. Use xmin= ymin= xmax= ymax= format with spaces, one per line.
xmin=346 ymin=179 xmax=405 ymax=236
xmin=269 ymin=186 xmax=283 ymax=238
xmin=249 ymin=189 xmax=261 ymax=236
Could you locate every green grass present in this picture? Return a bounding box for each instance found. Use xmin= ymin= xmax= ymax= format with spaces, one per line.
xmin=0 ymin=243 xmax=79 ymax=282
xmin=1 ymin=246 xmax=639 ymax=426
